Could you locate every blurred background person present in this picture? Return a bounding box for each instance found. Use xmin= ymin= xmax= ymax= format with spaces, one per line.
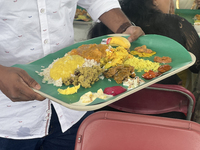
xmin=174 ymin=0 xmax=198 ymax=9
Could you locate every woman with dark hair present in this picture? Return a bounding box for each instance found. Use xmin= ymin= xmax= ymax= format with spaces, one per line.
xmin=88 ymin=0 xmax=200 ymax=85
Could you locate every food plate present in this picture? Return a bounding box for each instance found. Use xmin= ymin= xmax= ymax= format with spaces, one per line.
xmin=74 ymin=6 xmax=93 ymax=25
xmin=12 ymin=34 xmax=195 ymax=111
xmin=175 ymin=9 xmax=200 ymax=24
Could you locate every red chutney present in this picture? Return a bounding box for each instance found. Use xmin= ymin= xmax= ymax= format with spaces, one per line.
xmin=142 ymin=65 xmax=172 ymax=80
xmin=142 ymin=70 xmax=160 ymax=80
xmin=158 ymin=64 xmax=172 ymax=73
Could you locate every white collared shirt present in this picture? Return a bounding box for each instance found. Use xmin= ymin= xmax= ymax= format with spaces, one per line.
xmin=0 ymin=0 xmax=120 ymax=139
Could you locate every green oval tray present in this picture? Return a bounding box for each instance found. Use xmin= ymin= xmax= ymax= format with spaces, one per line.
xmin=13 ymin=34 xmax=195 ymax=111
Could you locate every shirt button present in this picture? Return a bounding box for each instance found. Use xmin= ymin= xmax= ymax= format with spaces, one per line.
xmin=40 ymin=8 xmax=45 ymax=13
xmin=46 ymin=110 xmax=51 ymax=113
xmin=44 ymin=39 xmax=48 ymax=44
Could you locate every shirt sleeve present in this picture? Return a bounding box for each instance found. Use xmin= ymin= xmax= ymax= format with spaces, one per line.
xmin=77 ymin=0 xmax=121 ymax=22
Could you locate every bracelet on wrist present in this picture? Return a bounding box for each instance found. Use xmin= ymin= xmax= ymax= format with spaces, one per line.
xmin=116 ymin=22 xmax=136 ymax=33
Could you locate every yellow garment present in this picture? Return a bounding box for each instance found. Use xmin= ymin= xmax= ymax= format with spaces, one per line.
xmin=177 ymin=69 xmax=198 ymax=92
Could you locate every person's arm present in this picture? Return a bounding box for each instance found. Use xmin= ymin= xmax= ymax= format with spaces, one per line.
xmin=0 ymin=65 xmax=45 ymax=102
xmin=99 ymin=8 xmax=144 ymax=42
